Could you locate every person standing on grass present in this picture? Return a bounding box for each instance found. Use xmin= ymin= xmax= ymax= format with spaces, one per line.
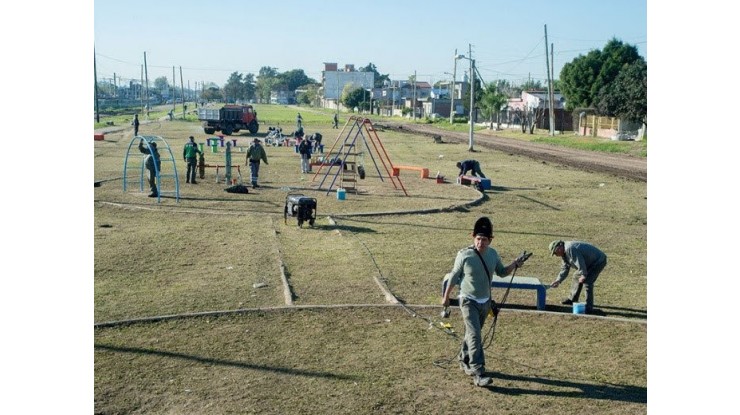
xmin=549 ymin=240 xmax=608 ymax=314
xmin=298 ymin=136 xmax=312 ymax=173
xmin=132 ymin=114 xmax=140 ymax=137
xmin=441 ymin=216 xmax=525 ymax=387
xmin=183 ymin=136 xmax=202 ymax=184
xmin=456 ymin=159 xmax=486 ymax=178
xmin=138 ymin=139 xmax=161 ymax=197
xmin=332 ymin=113 xmax=339 ymax=128
xmin=246 ymin=138 xmax=268 ymax=188
xmin=296 ymin=112 xmax=303 ymax=130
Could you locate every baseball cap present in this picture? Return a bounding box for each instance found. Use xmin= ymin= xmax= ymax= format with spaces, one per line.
xmin=549 ymin=240 xmax=563 ymax=255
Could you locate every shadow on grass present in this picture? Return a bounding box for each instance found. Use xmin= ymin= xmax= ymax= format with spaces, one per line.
xmin=95 ymin=343 xmax=358 ymax=381
xmin=310 ymin=224 xmax=378 ymax=234
xmin=516 ymin=195 xmax=562 ymax=210
xmin=335 ymin=216 xmax=569 ymax=239
xmin=488 ymin=371 xmax=647 ymax=404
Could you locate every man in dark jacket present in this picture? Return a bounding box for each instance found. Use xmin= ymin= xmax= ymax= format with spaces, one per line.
xmin=138 ymin=139 xmax=161 ymax=197
xmin=298 ymin=137 xmax=312 ymax=173
xmin=457 ymin=160 xmax=486 ymax=178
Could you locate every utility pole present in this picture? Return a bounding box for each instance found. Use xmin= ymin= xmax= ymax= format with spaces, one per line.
xmin=172 ymin=66 xmax=176 ymax=113
xmin=468 ymin=43 xmax=475 ymax=151
xmin=450 ymin=48 xmax=457 ymax=124
xmin=144 ymin=52 xmax=150 ymax=118
xmin=94 ymin=47 xmax=100 ymax=123
xmin=551 ymin=43 xmax=557 ymax=133
xmin=140 ymin=65 xmax=144 ymax=111
xmin=180 ymin=66 xmax=185 ymax=118
xmin=412 ymin=70 xmax=417 ymax=120
xmin=544 ymin=25 xmax=555 ymax=136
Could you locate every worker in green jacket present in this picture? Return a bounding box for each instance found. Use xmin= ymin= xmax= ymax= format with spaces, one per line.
xmin=246 ymin=138 xmax=268 ymax=188
xmin=183 ymin=136 xmax=202 ymax=184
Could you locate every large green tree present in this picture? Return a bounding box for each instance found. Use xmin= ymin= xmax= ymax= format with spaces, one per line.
xmin=559 ymin=38 xmax=644 ymax=114
xmin=255 ymin=66 xmax=279 ymax=103
xmin=277 ymin=69 xmax=316 ymax=92
xmin=341 ymin=85 xmax=367 ymax=112
xmin=596 ymin=59 xmax=647 ymax=125
xmin=360 ymin=63 xmax=389 ymax=88
xmin=222 ymin=72 xmax=246 ymax=103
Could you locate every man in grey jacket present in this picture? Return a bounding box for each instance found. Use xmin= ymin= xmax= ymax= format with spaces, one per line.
xmin=549 ymin=240 xmax=608 ymax=313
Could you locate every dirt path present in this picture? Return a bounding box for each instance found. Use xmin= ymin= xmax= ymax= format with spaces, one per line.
xmin=376 ymin=121 xmax=647 ymax=182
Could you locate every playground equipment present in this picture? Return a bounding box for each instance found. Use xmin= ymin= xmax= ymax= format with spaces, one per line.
xmin=122 ymin=135 xmax=180 ymax=203
xmin=312 ymin=116 xmax=408 ymax=196
xmin=283 ymin=193 xmax=317 ymax=227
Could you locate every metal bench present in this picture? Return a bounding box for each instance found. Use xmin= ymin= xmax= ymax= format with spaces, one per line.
xmin=491 ymin=275 xmax=547 ymax=310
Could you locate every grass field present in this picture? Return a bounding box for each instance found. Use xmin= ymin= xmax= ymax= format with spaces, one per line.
xmin=94 ymin=104 xmax=646 ymax=414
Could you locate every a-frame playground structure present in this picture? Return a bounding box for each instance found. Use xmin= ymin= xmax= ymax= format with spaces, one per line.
xmin=311 ymin=116 xmax=408 ymax=196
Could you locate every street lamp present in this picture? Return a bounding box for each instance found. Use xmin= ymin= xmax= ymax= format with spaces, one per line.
xmin=444 ymin=71 xmax=454 ymax=122
xmin=456 ymin=54 xmax=475 ymax=152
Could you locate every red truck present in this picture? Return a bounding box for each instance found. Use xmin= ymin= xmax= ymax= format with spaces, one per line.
xmin=197 ymin=104 xmax=260 ymax=135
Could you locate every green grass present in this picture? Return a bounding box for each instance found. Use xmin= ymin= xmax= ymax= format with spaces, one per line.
xmin=95 ymin=103 xmax=646 ymax=414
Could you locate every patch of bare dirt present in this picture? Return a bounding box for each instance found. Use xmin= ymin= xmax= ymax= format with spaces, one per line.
xmin=377 ymin=122 xmax=647 ymax=182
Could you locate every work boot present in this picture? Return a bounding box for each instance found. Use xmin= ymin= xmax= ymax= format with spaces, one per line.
xmin=186 ymin=179 xmax=190 ymax=183
xmin=191 ymin=180 xmax=198 ymax=184
xmin=561 ymin=299 xmax=573 ymax=305
xmin=148 ymin=192 xmax=158 ymax=198
xmin=473 ymin=375 xmax=492 ymax=387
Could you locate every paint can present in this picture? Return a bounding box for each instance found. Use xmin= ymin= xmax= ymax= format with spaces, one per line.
xmin=573 ymin=302 xmax=586 ymax=314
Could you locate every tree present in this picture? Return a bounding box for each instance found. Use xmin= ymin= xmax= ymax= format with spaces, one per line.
xmin=596 ymin=59 xmax=647 ymax=125
xmin=154 ymin=76 xmax=169 ymax=92
xmin=359 ymin=63 xmax=389 ymax=88
xmin=341 ymin=85 xmax=366 ymax=112
xmin=297 ymin=84 xmax=320 ymax=106
xmin=277 ymin=69 xmax=316 ymax=92
xmin=222 ymin=72 xmax=246 ymax=103
xmin=255 ymin=66 xmax=279 ymax=104
xmin=200 ymin=86 xmax=223 ymax=101
xmin=479 ymin=84 xmax=508 ymax=130
xmin=559 ymin=38 xmax=644 ymax=113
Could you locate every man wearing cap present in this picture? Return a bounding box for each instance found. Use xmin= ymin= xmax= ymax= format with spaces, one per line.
xmin=441 ymin=216 xmax=526 ymax=387
xmin=549 ymin=240 xmax=608 ymax=314
xmin=138 ymin=138 xmax=161 ymax=197
xmin=246 ymin=138 xmax=268 ymax=188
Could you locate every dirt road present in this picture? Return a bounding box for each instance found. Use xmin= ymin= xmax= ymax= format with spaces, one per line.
xmin=377 ymin=121 xmax=647 ymax=182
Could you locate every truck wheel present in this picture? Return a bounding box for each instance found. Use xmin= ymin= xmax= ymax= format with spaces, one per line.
xmin=204 ymin=127 xmax=216 ymax=134
xmin=249 ymin=121 xmax=259 ymax=134
xmin=222 ymin=126 xmax=233 ymax=135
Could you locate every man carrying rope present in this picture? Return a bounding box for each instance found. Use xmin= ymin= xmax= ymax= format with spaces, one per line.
xmin=441 ymin=217 xmax=527 ymax=387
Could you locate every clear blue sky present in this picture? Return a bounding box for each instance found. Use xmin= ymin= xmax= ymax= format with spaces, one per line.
xmin=94 ymin=0 xmax=647 ymax=88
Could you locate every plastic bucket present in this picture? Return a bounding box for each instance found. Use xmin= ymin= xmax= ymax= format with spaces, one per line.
xmin=572 ymin=302 xmax=586 ymax=314
xmin=337 ymin=188 xmax=346 ymax=200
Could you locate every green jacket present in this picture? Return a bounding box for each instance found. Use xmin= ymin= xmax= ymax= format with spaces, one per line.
xmin=246 ymin=143 xmax=268 ymax=164
xmin=183 ymin=142 xmax=201 ymax=160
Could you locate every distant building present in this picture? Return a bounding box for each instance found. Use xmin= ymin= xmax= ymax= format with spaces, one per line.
xmin=321 ymin=62 xmax=374 ymax=110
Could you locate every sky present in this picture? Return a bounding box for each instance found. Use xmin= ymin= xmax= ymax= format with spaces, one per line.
xmin=93 ymin=0 xmax=647 ymax=88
